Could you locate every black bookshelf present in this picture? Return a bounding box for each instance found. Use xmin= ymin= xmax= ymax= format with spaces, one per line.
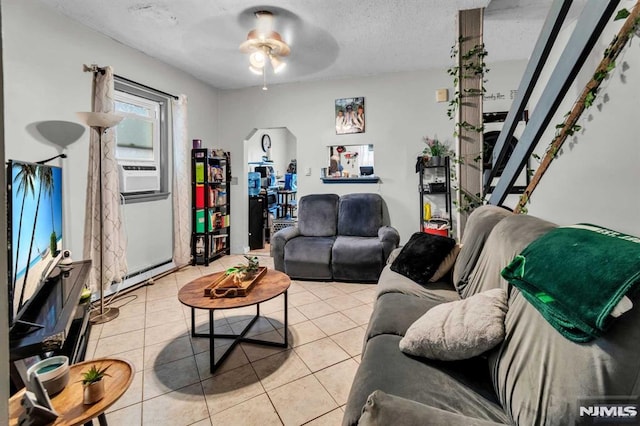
xmin=191 ymin=149 xmax=231 ymax=265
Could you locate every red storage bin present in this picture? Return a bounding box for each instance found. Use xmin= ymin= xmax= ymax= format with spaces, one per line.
xmin=195 ymin=185 xmax=204 ymax=208
xmin=423 ymin=218 xmax=449 ymax=237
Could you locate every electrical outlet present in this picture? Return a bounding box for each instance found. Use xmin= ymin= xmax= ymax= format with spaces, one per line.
xmin=305 ymin=167 xmax=311 ymax=176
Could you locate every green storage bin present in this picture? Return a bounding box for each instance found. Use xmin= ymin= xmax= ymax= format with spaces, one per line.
xmin=195 ymin=162 xmax=205 ymax=183
xmin=195 ymin=209 xmax=205 ymax=233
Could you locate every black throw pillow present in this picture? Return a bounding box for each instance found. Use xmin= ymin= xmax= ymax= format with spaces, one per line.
xmin=390 ymin=232 xmax=456 ymax=285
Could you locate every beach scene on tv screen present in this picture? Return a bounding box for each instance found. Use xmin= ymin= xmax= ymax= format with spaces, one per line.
xmin=11 ymin=163 xmax=63 ymax=318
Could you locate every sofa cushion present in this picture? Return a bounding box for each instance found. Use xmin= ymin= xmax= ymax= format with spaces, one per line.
xmin=284 ymin=236 xmax=335 ymax=280
xmin=390 ymin=232 xmax=456 ymax=285
xmin=365 ymin=291 xmax=459 ymax=344
xmin=376 ymin=265 xmax=459 ymax=301
xmin=357 ymin=390 xmax=510 ymax=426
xmin=399 ymin=288 xmax=508 ymax=361
xmin=459 ymin=214 xmax=556 ymax=299
xmin=337 ymin=193 xmax=383 ymax=237
xmin=332 ymin=236 xmax=383 ymax=282
xmin=490 ymin=288 xmax=640 ymax=425
xmin=297 ymin=194 xmax=339 ymax=237
xmin=484 ymin=215 xmax=640 ymax=425
xmin=342 ymin=334 xmax=510 ymax=426
xmin=453 ymin=205 xmax=513 ymax=296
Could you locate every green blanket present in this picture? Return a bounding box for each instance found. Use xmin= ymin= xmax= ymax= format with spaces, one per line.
xmin=501 ymin=224 xmax=640 ymax=342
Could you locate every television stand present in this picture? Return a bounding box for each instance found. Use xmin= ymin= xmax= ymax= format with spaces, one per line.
xmin=9 ymin=260 xmax=92 ymax=391
xmin=11 ymin=319 xmax=45 ymax=332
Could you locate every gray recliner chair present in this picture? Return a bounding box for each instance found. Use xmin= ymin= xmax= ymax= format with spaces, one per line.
xmin=271 ymin=193 xmax=400 ymax=282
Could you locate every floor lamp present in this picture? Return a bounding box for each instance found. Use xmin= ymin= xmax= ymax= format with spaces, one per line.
xmin=76 ymin=111 xmax=124 ymax=324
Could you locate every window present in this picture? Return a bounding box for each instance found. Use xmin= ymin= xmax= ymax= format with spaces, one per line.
xmin=114 ymin=77 xmax=170 ymax=202
xmin=114 ymin=92 xmax=160 ymax=164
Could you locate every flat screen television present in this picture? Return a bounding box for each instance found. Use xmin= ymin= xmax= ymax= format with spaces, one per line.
xmin=7 ymin=160 xmax=63 ymax=329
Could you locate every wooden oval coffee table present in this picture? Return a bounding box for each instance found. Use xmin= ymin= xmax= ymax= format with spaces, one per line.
xmin=178 ymin=268 xmax=290 ymax=373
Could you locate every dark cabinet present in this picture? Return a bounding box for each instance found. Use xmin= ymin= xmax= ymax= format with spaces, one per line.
xmin=249 ymin=196 xmax=266 ymax=250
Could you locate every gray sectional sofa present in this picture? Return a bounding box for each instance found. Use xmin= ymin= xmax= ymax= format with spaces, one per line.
xmin=271 ymin=193 xmax=399 ymax=282
xmin=343 ymin=205 xmax=640 ymax=425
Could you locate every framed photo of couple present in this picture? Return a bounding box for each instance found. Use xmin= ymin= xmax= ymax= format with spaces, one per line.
xmin=335 ymin=97 xmax=365 ymax=134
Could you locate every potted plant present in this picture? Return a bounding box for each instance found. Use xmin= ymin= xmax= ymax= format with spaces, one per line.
xmin=229 ymin=255 xmax=260 ymax=283
xmin=422 ymin=136 xmax=450 ymax=166
xmin=80 ymin=364 xmax=111 ymax=404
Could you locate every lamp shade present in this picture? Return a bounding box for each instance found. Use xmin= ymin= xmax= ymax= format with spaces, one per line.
xmin=269 ymin=55 xmax=286 ymax=73
xmin=249 ymin=65 xmax=263 ymax=75
xmin=76 ymin=112 xmax=124 ymax=129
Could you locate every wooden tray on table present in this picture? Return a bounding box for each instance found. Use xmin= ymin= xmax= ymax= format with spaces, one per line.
xmin=204 ymin=266 xmax=267 ymax=298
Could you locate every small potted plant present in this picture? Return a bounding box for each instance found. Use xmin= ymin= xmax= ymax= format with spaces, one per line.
xmin=80 ymin=364 xmax=111 ymax=404
xmin=422 ymin=136 xmax=450 ymax=166
xmin=229 ymin=256 xmax=260 ymax=283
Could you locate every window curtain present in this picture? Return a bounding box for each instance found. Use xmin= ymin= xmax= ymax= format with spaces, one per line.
xmin=83 ymin=66 xmax=128 ymax=292
xmin=172 ymin=95 xmax=191 ymax=266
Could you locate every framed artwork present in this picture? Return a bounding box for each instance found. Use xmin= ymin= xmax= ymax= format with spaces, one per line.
xmin=335 ymin=97 xmax=365 ymax=134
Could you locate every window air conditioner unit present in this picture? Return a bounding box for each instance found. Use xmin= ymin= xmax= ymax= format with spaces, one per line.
xmin=119 ymin=164 xmax=160 ymax=194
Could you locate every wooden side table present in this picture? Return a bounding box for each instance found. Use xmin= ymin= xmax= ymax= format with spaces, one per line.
xmin=9 ymin=358 xmax=134 ymax=426
xmin=179 ymin=269 xmax=290 ymax=373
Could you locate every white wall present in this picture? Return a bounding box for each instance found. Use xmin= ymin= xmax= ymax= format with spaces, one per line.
xmin=247 ymin=127 xmax=295 ymax=180
xmin=484 ymin=60 xmax=528 ymax=114
xmin=220 ymin=70 xmax=457 ymax=251
xmin=220 ymin=61 xmax=531 ymax=251
xmin=2 ymin=1 xmax=220 ymax=272
xmin=483 ymin=59 xmax=529 ymax=209
xmin=268 ymin=128 xmax=295 ymax=179
xmin=524 ymin=0 xmax=640 ymax=236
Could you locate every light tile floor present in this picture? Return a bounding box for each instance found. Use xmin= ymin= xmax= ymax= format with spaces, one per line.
xmin=87 ymin=254 xmax=374 ymax=426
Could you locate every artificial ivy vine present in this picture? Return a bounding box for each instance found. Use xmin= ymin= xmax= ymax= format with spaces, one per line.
xmin=515 ymin=3 xmax=640 ymax=214
xmin=446 ymin=40 xmax=489 ymax=122
xmin=446 ymin=38 xmax=489 ymax=213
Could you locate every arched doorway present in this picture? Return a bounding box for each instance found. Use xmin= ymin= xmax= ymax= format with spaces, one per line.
xmin=242 ymin=127 xmax=298 ymax=255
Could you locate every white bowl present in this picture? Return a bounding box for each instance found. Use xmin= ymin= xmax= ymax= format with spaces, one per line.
xmin=27 ymin=355 xmax=70 ymax=396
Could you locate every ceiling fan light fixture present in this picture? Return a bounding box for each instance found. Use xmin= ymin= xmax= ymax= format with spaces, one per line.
xmin=239 ymin=10 xmax=291 ymax=88
xmin=269 ymin=54 xmax=286 ymax=73
xmin=249 ymin=50 xmax=266 ymax=68
xmin=255 ymin=11 xmax=274 ymax=38
xmin=249 ymin=65 xmax=263 ymax=75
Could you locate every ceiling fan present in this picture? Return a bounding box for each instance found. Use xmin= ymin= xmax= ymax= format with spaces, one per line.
xmin=239 ymin=10 xmax=291 ymax=90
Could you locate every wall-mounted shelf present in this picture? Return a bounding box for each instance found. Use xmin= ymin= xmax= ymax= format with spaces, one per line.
xmin=321 ymin=177 xmax=380 ymax=184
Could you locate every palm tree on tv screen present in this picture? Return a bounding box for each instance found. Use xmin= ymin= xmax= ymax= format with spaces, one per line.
xmin=40 ymin=168 xmax=57 ymax=255
xmin=12 ymin=163 xmax=36 ymax=290
xmin=19 ymin=165 xmax=53 ymax=309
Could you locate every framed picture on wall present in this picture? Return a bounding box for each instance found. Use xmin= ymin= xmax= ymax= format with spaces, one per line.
xmin=335 ymin=97 xmax=365 ymax=134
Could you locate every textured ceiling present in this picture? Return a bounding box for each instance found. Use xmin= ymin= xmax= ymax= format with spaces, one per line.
xmin=37 ymin=0 xmax=568 ymax=90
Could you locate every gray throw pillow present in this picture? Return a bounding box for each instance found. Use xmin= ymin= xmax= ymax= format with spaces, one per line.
xmin=399 ymin=288 xmax=508 ymax=361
